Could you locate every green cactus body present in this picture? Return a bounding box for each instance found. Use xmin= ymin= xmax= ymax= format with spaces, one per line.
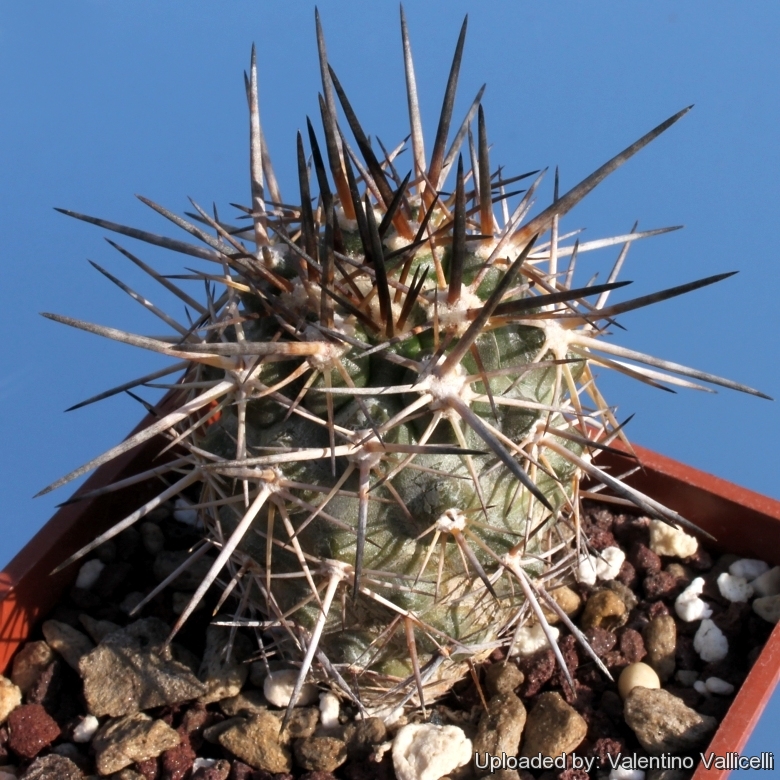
xmin=44 ymin=10 xmax=766 ymax=715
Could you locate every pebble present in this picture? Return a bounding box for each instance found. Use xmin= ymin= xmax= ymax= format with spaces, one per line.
xmin=198 ymin=626 xmax=250 ymax=704
xmin=753 ymin=594 xmax=780 ymax=623
xmin=693 ymin=619 xmax=728 ymax=662
xmin=642 ymin=615 xmax=676 ymax=682
xmin=293 ymin=735 xmax=348 ymax=772
xmin=729 ymin=558 xmax=769 ymax=580
xmin=484 ymin=662 xmax=524 ymax=697
xmin=520 ymin=692 xmax=587 ymax=757
xmin=473 ymin=692 xmax=526 ymax=777
xmin=675 ymin=670 xmax=698 ymax=687
xmin=78 ymin=615 xmax=121 ymax=644
xmin=673 ymin=578 xmax=712 ymax=622
xmin=344 ymin=717 xmax=387 ymax=760
xmin=10 ymin=641 xmax=54 ymax=695
xmin=509 ymin=623 xmax=559 ymax=656
xmin=392 ymin=723 xmax=472 ymax=780
xmin=218 ymin=689 xmax=267 ymax=717
xmin=705 ymin=676 xmax=735 ymax=695
xmin=75 ymin=559 xmax=105 ymax=590
xmin=577 ymin=546 xmax=626 ymax=585
xmin=217 ymin=711 xmax=293 ymax=773
xmin=92 ymin=712 xmax=181 ymax=775
xmin=153 ymin=550 xmax=215 ymax=591
xmin=716 ymin=572 xmax=753 ymax=602
xmin=263 ymin=669 xmax=319 ymax=708
xmin=119 ymin=591 xmax=145 ymax=615
xmin=648 ymin=521 xmax=698 ymax=559
xmin=548 ymin=585 xmax=582 ymax=619
xmin=751 ymin=566 xmax=780 ymax=597
xmin=140 ymin=521 xmax=166 ymax=554
xmin=319 ymin=692 xmax=340 ymax=729
xmin=72 ymin=714 xmax=100 ymax=743
xmin=609 ymin=770 xmax=645 ymax=780
xmin=623 ymin=687 xmax=717 ymax=754
xmin=581 ymin=589 xmax=627 ymax=631
xmin=7 ymin=703 xmax=61 ymax=759
xmin=0 ymin=676 xmax=22 ymax=725
xmin=19 ymin=754 xmax=84 ymax=779
xmin=41 ymin=620 xmax=94 ymax=671
xmin=79 ymin=617 xmax=207 ymax=717
xmin=173 ymin=498 xmax=200 ymax=526
xmin=618 ymin=663 xmax=660 ymax=699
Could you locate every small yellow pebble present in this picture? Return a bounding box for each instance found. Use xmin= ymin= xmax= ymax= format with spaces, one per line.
xmin=618 ymin=662 xmax=661 ymax=699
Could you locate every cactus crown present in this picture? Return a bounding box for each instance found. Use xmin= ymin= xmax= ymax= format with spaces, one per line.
xmin=42 ymin=8 xmax=766 ymax=719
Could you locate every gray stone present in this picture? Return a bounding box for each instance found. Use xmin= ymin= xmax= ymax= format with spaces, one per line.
xmin=78 ymin=617 xmax=207 ymax=717
xmin=473 ymin=692 xmax=526 ymax=777
xmin=484 ymin=663 xmax=524 ymax=697
xmin=294 ymin=735 xmax=348 ymax=772
xmin=92 ymin=712 xmax=180 ymax=775
xmin=624 ymin=686 xmax=717 ymax=755
xmin=520 ymin=692 xmax=587 ymax=757
xmin=219 ymin=689 xmax=267 ymax=716
xmin=217 ymin=711 xmax=292 ymax=773
xmin=345 ymin=716 xmax=387 ymax=760
xmin=41 ymin=620 xmax=94 ymax=671
xmin=203 ymin=716 xmax=246 ymax=744
xmin=198 ymin=625 xmax=250 ymax=704
xmin=11 ymin=641 xmax=55 ymax=695
xmin=140 ymin=522 xmax=165 ymax=555
xmin=79 ymin=614 xmax=122 ymax=644
xmin=643 ymin=615 xmax=677 ymax=682
xmin=153 ymin=550 xmax=216 ymax=591
xmin=20 ymin=754 xmax=84 ymax=779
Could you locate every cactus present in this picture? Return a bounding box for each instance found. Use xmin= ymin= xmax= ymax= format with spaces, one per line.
xmin=41 ymin=10 xmax=767 ymax=718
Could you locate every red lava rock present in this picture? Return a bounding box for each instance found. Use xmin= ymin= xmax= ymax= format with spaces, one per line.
xmin=615 ymin=560 xmax=638 ymax=588
xmin=161 ymin=733 xmax=196 ymax=780
xmin=583 ymin=627 xmax=616 ymax=657
xmin=518 ymin=647 xmax=556 ymax=697
xmin=0 ymin=725 xmax=9 ymax=764
xmin=135 ymin=757 xmax=161 ymax=780
xmin=588 ymin=736 xmax=626 ymax=765
xmin=629 ymin=543 xmax=661 ymax=575
xmin=611 ymin=514 xmax=650 ymax=546
xmin=647 ymin=600 xmax=670 ymax=619
xmin=7 ymin=703 xmax=60 ymax=759
xmin=618 ymin=628 xmax=646 ymax=664
xmin=642 ymin=570 xmax=681 ymax=600
xmin=685 ymin=546 xmax=713 ymax=571
xmin=584 ymin=526 xmax=617 ymax=552
xmin=558 ymin=770 xmax=589 ymax=780
xmin=229 ymin=764 xmax=293 ymax=780
xmin=191 ymin=761 xmax=231 ymax=780
xmin=600 ymin=650 xmax=628 ymax=674
xmin=551 ymin=635 xmax=579 ymax=689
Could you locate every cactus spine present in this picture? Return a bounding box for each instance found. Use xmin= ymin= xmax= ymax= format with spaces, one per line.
xmin=42 ymin=9 xmax=767 ymax=717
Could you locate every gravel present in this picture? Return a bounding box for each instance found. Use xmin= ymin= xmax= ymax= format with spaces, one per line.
xmin=0 ymin=499 xmax=773 ymax=778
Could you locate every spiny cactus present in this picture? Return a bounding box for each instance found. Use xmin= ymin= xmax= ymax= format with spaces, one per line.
xmin=41 ymin=9 xmax=767 ymax=718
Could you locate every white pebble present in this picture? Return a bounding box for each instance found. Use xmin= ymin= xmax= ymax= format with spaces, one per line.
xmin=577 ymin=554 xmax=598 ymax=586
xmin=649 ymin=520 xmax=698 ymax=558
xmin=729 ymin=558 xmax=769 ymax=581
xmin=618 ymin=662 xmax=660 ymax=699
xmin=596 ymin=546 xmax=626 ymax=581
xmin=693 ymin=680 xmax=709 ymax=696
xmin=674 ymin=577 xmax=713 ymax=622
xmin=173 ymin=497 xmax=200 ymax=526
xmin=717 ymin=572 xmax=754 ymax=603
xmin=693 ymin=618 xmax=728 ymax=662
xmin=675 ymin=669 xmax=699 ymax=687
xmin=609 ymin=768 xmax=645 ymax=780
xmin=705 ymin=676 xmax=735 ymax=695
xmin=753 ymin=594 xmax=780 ymax=624
xmin=319 ymin=691 xmax=340 ymax=729
xmin=263 ymin=669 xmax=319 ymax=708
xmin=75 ymin=559 xmax=105 ymax=590
xmin=508 ymin=623 xmax=559 ymax=657
xmin=72 ymin=714 xmax=99 ymax=742
xmin=392 ymin=723 xmax=472 ymax=780
xmin=751 ymin=566 xmax=780 ymax=597
xmin=192 ymin=758 xmax=217 ymax=771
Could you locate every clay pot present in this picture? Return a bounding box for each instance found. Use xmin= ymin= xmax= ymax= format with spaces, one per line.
xmin=1 ymin=403 xmax=778 ymax=780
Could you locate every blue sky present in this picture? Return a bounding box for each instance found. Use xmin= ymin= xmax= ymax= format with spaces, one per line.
xmin=1 ymin=2 xmax=779 ymax=759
